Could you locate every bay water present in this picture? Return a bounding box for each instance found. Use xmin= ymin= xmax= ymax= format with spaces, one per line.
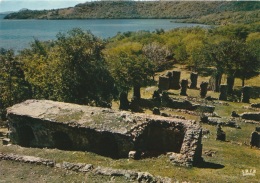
xmin=0 ymin=14 xmax=208 ymax=51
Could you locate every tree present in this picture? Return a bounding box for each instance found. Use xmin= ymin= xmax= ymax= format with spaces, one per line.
xmin=203 ymin=39 xmax=240 ymax=92
xmin=54 ymin=28 xmax=115 ymax=105
xmin=203 ymin=38 xmax=259 ymax=92
xmin=20 ymin=39 xmax=55 ymax=99
xmin=142 ymin=42 xmax=173 ymax=72
xmin=181 ymin=31 xmax=208 ymax=72
xmin=105 ymin=42 xmax=155 ymax=99
xmin=236 ymin=35 xmax=260 ymax=86
xmin=0 ymin=49 xmax=31 ymax=119
xmin=21 ymin=28 xmax=115 ymax=106
xmin=214 ymin=24 xmax=250 ymax=40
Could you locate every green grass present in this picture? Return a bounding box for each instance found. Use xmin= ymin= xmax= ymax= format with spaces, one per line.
xmin=1 ymin=140 xmax=259 ymax=182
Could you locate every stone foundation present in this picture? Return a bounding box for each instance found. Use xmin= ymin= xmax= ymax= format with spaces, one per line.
xmin=240 ymin=112 xmax=260 ymax=121
xmin=7 ymin=100 xmax=203 ymax=167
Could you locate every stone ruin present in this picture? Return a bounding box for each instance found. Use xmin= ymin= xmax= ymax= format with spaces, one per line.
xmin=240 ymin=112 xmax=260 ymax=121
xmin=219 ymin=84 xmax=228 ymax=101
xmin=180 ymin=79 xmax=188 ymax=96
xmin=158 ymin=70 xmax=181 ymax=91
xmin=216 ymin=124 xmax=226 ymax=141
xmin=200 ymin=82 xmax=208 ymax=98
xmin=7 ymin=100 xmax=203 ymax=167
xmin=190 ymin=72 xmax=198 ymax=89
xmin=250 ymin=127 xmax=260 ymax=148
xmin=241 ymin=86 xmax=251 ymax=103
xmin=158 ymin=71 xmax=212 ymax=100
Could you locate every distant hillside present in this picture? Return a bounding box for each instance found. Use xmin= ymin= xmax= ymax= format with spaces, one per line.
xmin=4 ymin=1 xmax=260 ymax=24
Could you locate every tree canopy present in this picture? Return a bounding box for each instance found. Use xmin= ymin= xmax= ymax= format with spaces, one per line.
xmin=20 ymin=28 xmax=115 ymax=106
xmin=0 ymin=49 xmax=31 ymax=119
xmin=104 ymin=42 xmax=155 ymax=98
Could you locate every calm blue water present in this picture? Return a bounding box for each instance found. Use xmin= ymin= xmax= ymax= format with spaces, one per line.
xmin=0 ymin=14 xmax=208 ymax=51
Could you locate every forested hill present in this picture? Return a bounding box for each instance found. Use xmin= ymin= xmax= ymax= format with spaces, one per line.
xmin=4 ymin=1 xmax=260 ymax=24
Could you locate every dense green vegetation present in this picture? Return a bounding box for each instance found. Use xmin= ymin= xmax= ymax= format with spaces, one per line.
xmin=0 ymin=29 xmax=116 ymax=118
xmin=4 ymin=1 xmax=260 ymax=25
xmin=0 ymin=23 xmax=259 ymax=119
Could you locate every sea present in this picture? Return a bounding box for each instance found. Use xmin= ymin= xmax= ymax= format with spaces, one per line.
xmin=0 ymin=14 xmax=208 ymax=52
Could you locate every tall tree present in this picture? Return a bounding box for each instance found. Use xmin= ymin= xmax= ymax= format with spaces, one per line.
xmin=236 ymin=35 xmax=260 ymax=86
xmin=21 ymin=29 xmax=115 ymax=106
xmin=204 ymin=38 xmax=259 ymax=91
xmin=142 ymin=42 xmax=173 ymax=73
xmin=105 ymin=42 xmax=155 ymax=99
xmin=0 ymin=49 xmax=31 ymax=119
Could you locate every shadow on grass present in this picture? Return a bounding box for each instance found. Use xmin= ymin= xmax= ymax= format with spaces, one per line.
xmin=196 ymin=161 xmax=225 ymax=169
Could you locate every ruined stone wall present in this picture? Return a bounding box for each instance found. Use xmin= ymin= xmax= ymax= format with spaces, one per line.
xmin=8 ymin=114 xmax=133 ymax=158
xmin=131 ymin=119 xmax=186 ymax=153
xmin=7 ymin=100 xmax=203 ymax=167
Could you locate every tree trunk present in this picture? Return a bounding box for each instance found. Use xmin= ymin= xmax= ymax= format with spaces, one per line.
xmin=242 ymin=78 xmax=245 ymax=87
xmin=215 ymin=72 xmax=222 ymax=92
xmin=227 ymin=75 xmax=235 ymax=94
xmin=133 ymin=84 xmax=141 ymax=100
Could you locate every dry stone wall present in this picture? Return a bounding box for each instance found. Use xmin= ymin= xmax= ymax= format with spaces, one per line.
xmin=0 ymin=152 xmax=172 ymax=182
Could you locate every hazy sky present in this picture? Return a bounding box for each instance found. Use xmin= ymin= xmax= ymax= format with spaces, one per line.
xmin=0 ymin=0 xmax=88 ymax=12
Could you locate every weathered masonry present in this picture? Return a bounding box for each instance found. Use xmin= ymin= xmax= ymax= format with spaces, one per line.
xmin=7 ymin=100 xmax=203 ymax=167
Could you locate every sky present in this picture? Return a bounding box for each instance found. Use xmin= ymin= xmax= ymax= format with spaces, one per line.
xmin=0 ymin=0 xmax=88 ymax=13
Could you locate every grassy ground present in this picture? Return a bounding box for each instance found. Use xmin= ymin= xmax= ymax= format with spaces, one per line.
xmin=0 ymin=65 xmax=259 ymax=182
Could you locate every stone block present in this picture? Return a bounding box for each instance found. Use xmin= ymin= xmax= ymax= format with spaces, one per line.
xmin=241 ymin=86 xmax=251 ymax=103
xmin=219 ymin=84 xmax=228 ymax=101
xmin=158 ymin=76 xmax=169 ymax=91
xmin=180 ymin=79 xmax=188 ymax=96
xmin=241 ymin=112 xmax=260 ymax=121
xmin=250 ymin=131 xmax=260 ymax=148
xmin=7 ymin=100 xmax=203 ymax=167
xmin=169 ymin=71 xmax=181 ymax=90
xmin=2 ymin=138 xmax=10 ymax=145
xmin=200 ymin=82 xmax=208 ymax=98
xmin=190 ymin=72 xmax=198 ymax=89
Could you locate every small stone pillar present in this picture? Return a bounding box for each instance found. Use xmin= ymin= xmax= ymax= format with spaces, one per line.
xmin=219 ymin=84 xmax=228 ymax=101
xmin=180 ymin=79 xmax=188 ymax=96
xmin=133 ymin=84 xmax=141 ymax=100
xmin=170 ymin=71 xmax=181 ymax=90
xmin=241 ymin=86 xmax=251 ymax=103
xmin=152 ymin=90 xmax=161 ymax=102
xmin=128 ymin=151 xmax=141 ymax=160
xmin=158 ymin=76 xmax=169 ymax=91
xmin=200 ymin=82 xmax=208 ymax=98
xmin=166 ymin=71 xmax=172 ymax=78
xmin=231 ymin=111 xmax=239 ymax=117
xmin=119 ymin=92 xmax=129 ymax=110
xmin=2 ymin=138 xmax=10 ymax=145
xmin=153 ymin=107 xmax=160 ymax=115
xmin=216 ymin=124 xmax=226 ymax=141
xmin=190 ymin=72 xmax=198 ymax=89
xmin=227 ymin=76 xmax=234 ymax=94
xmin=250 ymin=128 xmax=260 ymax=148
xmin=129 ymin=97 xmax=140 ymax=112
xmin=167 ymin=71 xmax=173 ymax=89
